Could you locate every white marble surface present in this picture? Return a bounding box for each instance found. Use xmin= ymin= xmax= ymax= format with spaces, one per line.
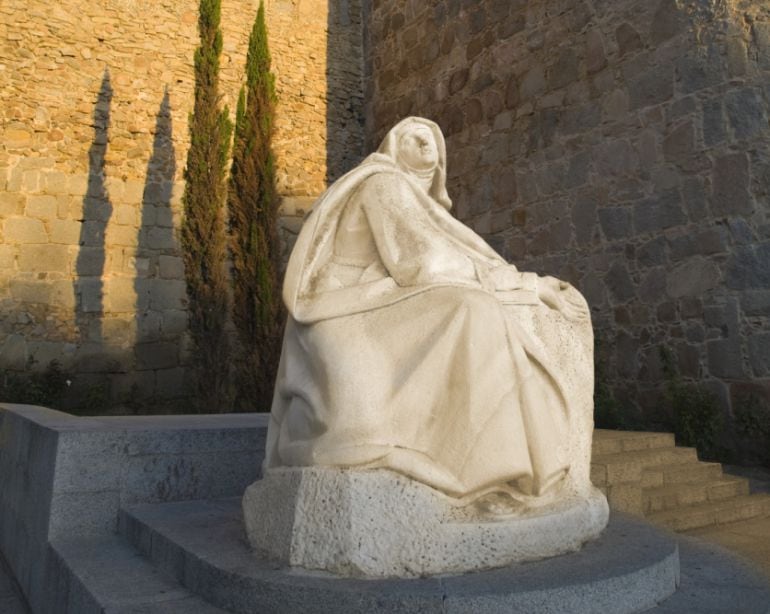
xmin=243 ymin=467 xmax=609 ymax=578
xmin=244 ymin=117 xmax=608 ymax=576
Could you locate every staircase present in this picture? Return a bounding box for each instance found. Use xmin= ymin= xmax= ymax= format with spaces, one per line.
xmin=591 ymin=429 xmax=770 ymax=531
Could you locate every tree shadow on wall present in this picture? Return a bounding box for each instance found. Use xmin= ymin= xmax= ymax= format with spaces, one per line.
xmin=134 ymin=89 xmax=179 ymax=390
xmin=325 ymin=0 xmax=365 ymax=183
xmin=74 ymin=69 xmax=113 ymax=347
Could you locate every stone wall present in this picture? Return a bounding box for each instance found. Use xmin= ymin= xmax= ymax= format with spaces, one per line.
xmin=0 ymin=0 xmax=363 ymax=409
xmin=365 ymin=0 xmax=770 ymax=431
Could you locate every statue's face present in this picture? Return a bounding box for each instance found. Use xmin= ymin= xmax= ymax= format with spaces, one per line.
xmin=398 ymin=126 xmax=439 ymax=171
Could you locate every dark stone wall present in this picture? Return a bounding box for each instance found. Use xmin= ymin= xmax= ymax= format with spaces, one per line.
xmin=364 ymin=0 xmax=770 ymax=434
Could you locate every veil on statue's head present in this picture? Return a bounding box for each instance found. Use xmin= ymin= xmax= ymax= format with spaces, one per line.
xmin=376 ymin=116 xmax=452 ymax=210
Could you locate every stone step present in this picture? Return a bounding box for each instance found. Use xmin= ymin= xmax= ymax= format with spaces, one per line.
xmin=646 ymin=494 xmax=770 ymax=532
xmin=640 ymin=460 xmax=724 ymax=488
xmin=48 ymin=535 xmax=227 ymax=614
xmin=591 ymin=446 xmax=698 ymax=486
xmin=592 ymin=429 xmax=675 ymax=457
xmin=119 ymin=498 xmax=682 ymax=614
xmin=643 ymin=476 xmax=751 ymax=514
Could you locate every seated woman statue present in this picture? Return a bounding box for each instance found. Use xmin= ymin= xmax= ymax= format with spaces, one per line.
xmin=263 ymin=117 xmax=598 ymax=513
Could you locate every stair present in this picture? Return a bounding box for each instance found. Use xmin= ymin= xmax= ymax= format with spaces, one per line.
xmin=592 ymin=429 xmax=770 ymax=532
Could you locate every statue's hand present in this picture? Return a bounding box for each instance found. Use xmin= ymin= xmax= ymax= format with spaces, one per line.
xmin=537 ymin=276 xmax=589 ymax=322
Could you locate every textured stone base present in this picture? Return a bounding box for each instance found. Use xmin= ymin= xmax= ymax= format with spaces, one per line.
xmin=242 ymin=467 xmax=609 ymax=578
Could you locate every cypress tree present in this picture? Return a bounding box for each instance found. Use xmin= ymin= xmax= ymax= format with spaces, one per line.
xmin=181 ymin=0 xmax=233 ymax=411
xmin=228 ymin=1 xmax=284 ymax=411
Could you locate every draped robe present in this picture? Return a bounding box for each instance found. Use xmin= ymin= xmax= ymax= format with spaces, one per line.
xmin=264 ymin=152 xmax=591 ymax=500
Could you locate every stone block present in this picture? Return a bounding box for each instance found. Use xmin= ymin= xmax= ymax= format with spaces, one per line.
xmin=676 ymin=45 xmax=724 ymax=94
xmin=598 ymin=207 xmax=631 ymax=241
xmin=9 ymin=280 xmax=52 ymax=304
xmin=650 ymin=0 xmax=687 ymax=45
xmin=0 ymin=334 xmax=28 ymax=369
xmin=572 ymin=196 xmax=596 ymax=246
xmin=160 ymin=310 xmax=188 ymax=337
xmin=628 ymin=66 xmax=673 ymax=110
xmin=519 ymin=65 xmax=546 ymax=101
xmin=105 ymin=277 xmax=138 ymax=313
xmin=17 ymin=244 xmax=69 ymax=273
xmin=666 ymin=257 xmax=720 ymax=298
xmin=49 ymin=219 xmax=82 ymax=245
xmin=754 ymin=22 xmax=770 ymax=70
xmin=728 ymin=218 xmax=754 ymax=245
xmin=743 ymin=290 xmax=770 ymax=316
xmin=680 ymin=297 xmax=703 ymax=319
xmin=3 ymin=217 xmax=48 ymax=244
xmin=113 ymin=205 xmax=138 ymax=226
xmin=727 ymin=37 xmax=748 ymax=77
xmin=74 ymin=247 xmax=107 ymax=277
xmin=158 ymin=255 xmax=184 ymax=279
xmin=549 ymin=49 xmax=579 ymax=90
xmin=78 ymin=220 xmax=107 ymax=248
xmin=662 ymin=120 xmax=694 ymax=163
xmin=109 ymin=224 xmax=138 ymax=247
xmin=73 ymin=278 xmax=104 ymax=313
xmin=135 ymin=309 xmax=162 ymax=342
xmin=726 ymin=243 xmax=770 ymax=290
xmin=702 ymin=99 xmax=726 ymax=147
xmin=640 ymin=268 xmax=667 ymax=304
xmin=42 ymin=170 xmax=69 ymax=195
xmin=633 ymin=190 xmax=686 ymax=235
xmin=675 ymin=342 xmax=701 ymax=378
xmin=25 ymin=194 xmax=57 ymax=219
xmin=102 ymin=317 xmax=134 ymax=345
xmin=595 ymin=139 xmax=638 ymax=177
xmin=636 ymin=236 xmax=666 ymax=267
xmin=616 ymin=23 xmax=642 ymax=57
xmin=147 ymin=227 xmax=176 ymax=250
xmin=148 ymin=279 xmax=187 ymax=311
xmin=725 ymin=87 xmax=766 ymax=141
xmin=562 ymin=105 xmax=601 ymax=136
xmin=707 ymin=338 xmax=744 ymax=379
xmin=0 ymin=244 xmax=13 ymax=269
xmin=586 ymin=29 xmax=606 ymax=74
xmin=0 ymin=192 xmax=25 ymax=217
xmin=135 ymin=341 xmax=178 ymax=370
xmin=603 ymin=89 xmax=630 ymax=123
xmin=682 ymin=176 xmax=707 ymax=220
xmin=605 ymin=261 xmax=635 ymax=302
xmin=748 ymin=334 xmax=770 ymax=376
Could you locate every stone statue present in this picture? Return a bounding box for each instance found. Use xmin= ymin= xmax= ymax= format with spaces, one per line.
xmin=243 ymin=117 xmax=609 ymax=578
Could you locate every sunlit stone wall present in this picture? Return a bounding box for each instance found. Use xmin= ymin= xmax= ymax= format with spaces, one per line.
xmin=0 ymin=0 xmax=363 ymax=409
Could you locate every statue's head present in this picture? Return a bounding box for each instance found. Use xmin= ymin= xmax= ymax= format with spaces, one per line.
xmin=396 ymin=124 xmax=439 ymax=173
xmin=377 ymin=117 xmax=452 ymax=210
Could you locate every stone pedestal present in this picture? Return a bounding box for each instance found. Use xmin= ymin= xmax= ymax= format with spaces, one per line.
xmin=242 ymin=467 xmax=609 ymax=578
